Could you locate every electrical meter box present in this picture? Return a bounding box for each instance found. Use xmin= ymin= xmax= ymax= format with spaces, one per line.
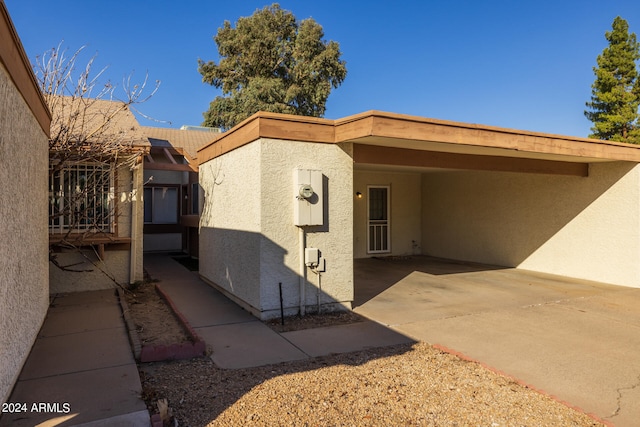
xmin=304 ymin=247 xmax=320 ymax=267
xmin=294 ymin=169 xmax=323 ymax=226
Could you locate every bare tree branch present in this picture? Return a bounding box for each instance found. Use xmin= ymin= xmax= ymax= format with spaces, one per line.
xmin=37 ymin=42 xmax=159 ymax=287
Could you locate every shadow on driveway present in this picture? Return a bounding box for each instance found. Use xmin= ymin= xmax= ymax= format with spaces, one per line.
xmin=354 ymin=255 xmax=640 ymax=427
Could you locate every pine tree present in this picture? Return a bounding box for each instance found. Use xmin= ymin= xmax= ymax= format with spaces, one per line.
xmin=198 ymin=4 xmax=347 ymax=130
xmin=585 ymin=16 xmax=640 ymax=143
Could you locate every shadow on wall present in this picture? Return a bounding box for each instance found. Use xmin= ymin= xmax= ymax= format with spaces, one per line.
xmin=49 ymin=247 xmax=130 ymax=293
xmin=199 ymin=226 xmax=352 ymax=320
xmin=422 ymin=161 xmax=638 ymax=268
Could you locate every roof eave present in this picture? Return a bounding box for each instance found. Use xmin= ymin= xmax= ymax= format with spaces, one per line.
xmin=197 ymin=110 xmax=640 ymax=165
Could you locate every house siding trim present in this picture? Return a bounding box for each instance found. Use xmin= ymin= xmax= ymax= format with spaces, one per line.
xmin=198 ymin=111 xmax=640 ymax=167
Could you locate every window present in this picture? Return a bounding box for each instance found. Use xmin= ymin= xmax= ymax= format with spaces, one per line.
xmin=49 ymin=163 xmax=114 ymax=233
xmin=144 ymin=186 xmax=179 ymax=224
xmin=367 ymin=186 xmax=390 ymax=253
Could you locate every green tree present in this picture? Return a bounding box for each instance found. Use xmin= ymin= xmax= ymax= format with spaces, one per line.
xmin=585 ymin=16 xmax=640 ymax=143
xmin=198 ymin=3 xmax=347 ymax=130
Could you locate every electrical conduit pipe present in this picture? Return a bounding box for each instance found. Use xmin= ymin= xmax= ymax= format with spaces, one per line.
xmin=299 ymin=227 xmax=306 ymax=316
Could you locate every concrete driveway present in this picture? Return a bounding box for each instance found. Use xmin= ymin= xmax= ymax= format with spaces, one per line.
xmin=353 ymin=256 xmax=640 ymax=427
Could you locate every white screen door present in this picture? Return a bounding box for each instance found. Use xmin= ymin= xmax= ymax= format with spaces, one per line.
xmin=368 ymin=186 xmax=390 ymax=253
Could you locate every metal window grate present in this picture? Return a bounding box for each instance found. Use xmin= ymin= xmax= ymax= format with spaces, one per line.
xmin=49 ymin=163 xmax=114 ymax=233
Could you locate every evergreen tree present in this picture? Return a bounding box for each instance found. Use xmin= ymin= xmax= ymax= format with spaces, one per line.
xmin=198 ymin=4 xmax=347 ymax=130
xmin=585 ymin=16 xmax=640 ymax=143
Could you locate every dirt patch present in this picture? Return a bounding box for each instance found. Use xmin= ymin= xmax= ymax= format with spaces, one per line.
xmin=124 ymin=278 xmax=191 ymax=346
xmin=265 ymin=310 xmax=364 ymax=333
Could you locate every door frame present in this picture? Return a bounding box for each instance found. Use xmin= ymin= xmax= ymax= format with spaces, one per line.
xmin=367 ymin=185 xmax=391 ymax=254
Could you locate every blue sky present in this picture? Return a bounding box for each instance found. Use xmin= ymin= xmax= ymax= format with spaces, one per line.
xmin=5 ymin=0 xmax=640 ymax=137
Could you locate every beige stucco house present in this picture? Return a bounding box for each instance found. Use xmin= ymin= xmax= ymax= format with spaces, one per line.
xmin=0 ymin=1 xmax=51 ymax=403
xmin=50 ymin=108 xmax=219 ymax=291
xmin=142 ymin=126 xmax=219 ymax=257
xmin=198 ymin=111 xmax=640 ymax=320
xmin=48 ymin=98 xmax=148 ymax=293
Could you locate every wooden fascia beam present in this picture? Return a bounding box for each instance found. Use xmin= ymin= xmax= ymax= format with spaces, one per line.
xmin=178 ymin=149 xmax=197 ymax=166
xmin=196 ymin=110 xmax=640 ymax=167
xmin=364 ymin=114 xmax=640 ymax=162
xmin=163 ymin=147 xmax=178 ymax=164
xmin=144 ymin=162 xmax=197 ymax=173
xmin=147 ymin=146 xmax=198 ymax=166
xmin=353 ymin=144 xmax=589 ymax=177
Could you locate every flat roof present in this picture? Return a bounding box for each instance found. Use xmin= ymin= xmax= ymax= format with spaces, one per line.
xmin=198 ymin=111 xmax=640 ymax=174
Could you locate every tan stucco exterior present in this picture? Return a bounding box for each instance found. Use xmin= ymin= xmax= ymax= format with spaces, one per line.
xmin=50 ymin=161 xmax=145 ymax=292
xmin=353 ymin=169 xmax=422 ymax=258
xmin=421 ymin=162 xmax=640 ymax=287
xmin=200 ymin=140 xmax=262 ymax=309
xmin=0 ymin=3 xmax=51 ymax=404
xmin=200 ymin=138 xmax=354 ymax=319
xmin=352 ymin=162 xmax=640 ymax=288
xmin=47 ymin=96 xmax=149 ymax=292
xmin=198 ymin=111 xmax=640 ymax=314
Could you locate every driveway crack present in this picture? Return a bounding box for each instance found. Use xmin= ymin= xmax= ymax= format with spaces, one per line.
xmin=607 ymin=373 xmax=640 ymax=421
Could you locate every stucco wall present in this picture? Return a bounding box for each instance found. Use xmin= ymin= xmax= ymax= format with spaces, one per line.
xmin=259 ymin=139 xmax=354 ymax=317
xmin=199 ymin=141 xmax=262 ymax=309
xmin=354 ymin=170 xmax=422 ymax=258
xmin=421 ymin=162 xmax=640 ymax=287
xmin=50 ymin=249 xmax=133 ymax=292
xmin=0 ymin=63 xmax=49 ymax=403
xmin=199 ymin=139 xmax=354 ymax=319
xmin=50 ymin=162 xmax=144 ymax=292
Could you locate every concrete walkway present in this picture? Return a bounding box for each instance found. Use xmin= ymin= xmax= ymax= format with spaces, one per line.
xmin=1 ymin=255 xmax=411 ymax=427
xmin=353 ymin=256 xmax=640 ymax=427
xmin=144 ymin=254 xmax=413 ymax=369
xmin=6 ymin=254 xmax=636 ymax=426
xmin=0 ymin=290 xmax=148 ymax=427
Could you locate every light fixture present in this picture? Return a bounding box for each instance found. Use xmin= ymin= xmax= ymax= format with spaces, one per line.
xmin=355 ymin=191 xmax=362 ymax=199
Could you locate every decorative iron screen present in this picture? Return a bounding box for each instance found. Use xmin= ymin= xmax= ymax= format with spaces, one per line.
xmin=49 ymin=163 xmax=114 ymax=233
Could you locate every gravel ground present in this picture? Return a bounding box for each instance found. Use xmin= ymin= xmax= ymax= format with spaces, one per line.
xmin=139 ymin=342 xmax=604 ymax=427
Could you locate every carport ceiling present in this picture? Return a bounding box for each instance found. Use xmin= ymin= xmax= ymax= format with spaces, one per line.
xmin=338 ymin=112 xmax=640 ymax=177
xmin=355 ymin=163 xmax=458 ymax=174
xmin=352 ymin=142 xmax=591 ymax=176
